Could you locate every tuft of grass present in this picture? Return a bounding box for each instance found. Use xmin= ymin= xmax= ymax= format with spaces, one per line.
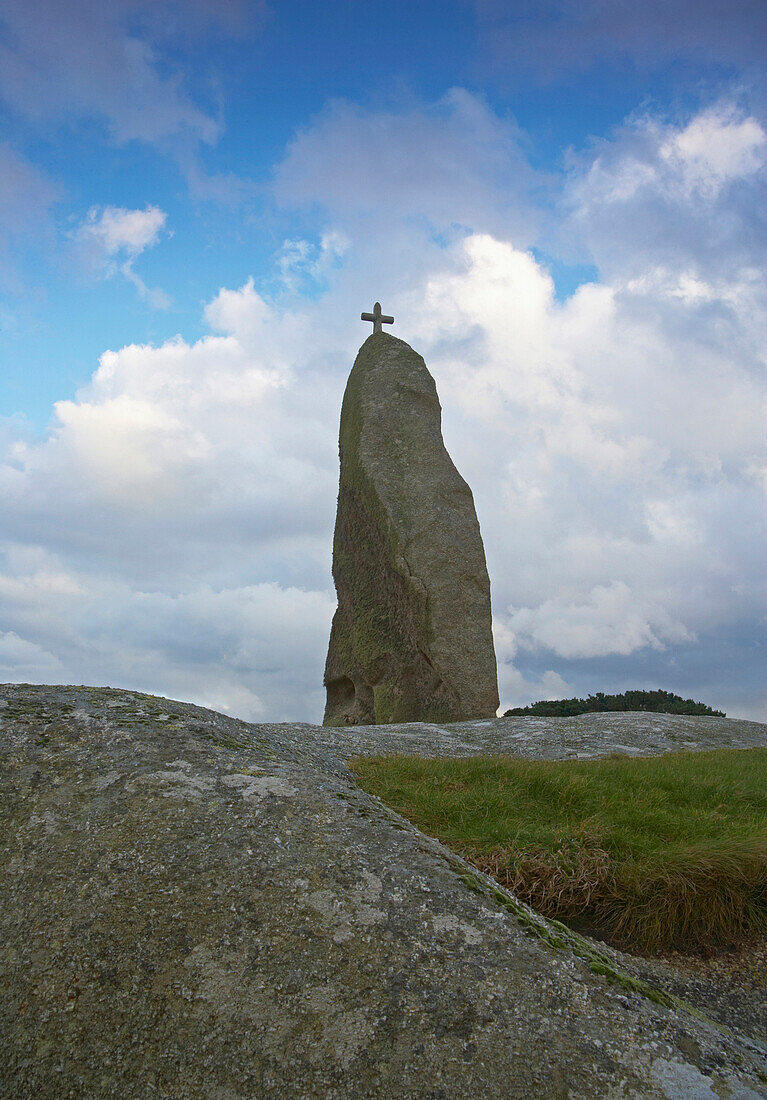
xmin=349 ymin=748 xmax=767 ymax=954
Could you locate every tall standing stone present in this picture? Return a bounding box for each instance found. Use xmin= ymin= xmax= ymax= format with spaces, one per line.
xmin=323 ymin=331 xmax=499 ymax=726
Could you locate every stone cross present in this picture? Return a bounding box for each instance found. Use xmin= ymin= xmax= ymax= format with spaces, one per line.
xmin=361 ymin=302 xmax=394 ymax=333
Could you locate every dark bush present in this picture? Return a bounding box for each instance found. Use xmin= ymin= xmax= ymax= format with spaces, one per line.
xmin=503 ymin=689 xmax=725 ymax=718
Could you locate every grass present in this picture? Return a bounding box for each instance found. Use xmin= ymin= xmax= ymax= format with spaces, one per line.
xmin=349 ymin=748 xmax=767 ymax=955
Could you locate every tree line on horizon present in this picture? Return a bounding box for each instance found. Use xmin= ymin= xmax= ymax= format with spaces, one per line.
xmin=503 ymin=688 xmax=725 ymax=718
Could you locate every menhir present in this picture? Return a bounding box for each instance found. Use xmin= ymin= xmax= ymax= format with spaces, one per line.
xmin=323 ymin=332 xmax=499 ymax=726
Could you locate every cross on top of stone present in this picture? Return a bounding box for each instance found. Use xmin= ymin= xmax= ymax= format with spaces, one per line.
xmin=361 ymin=302 xmax=394 ymax=334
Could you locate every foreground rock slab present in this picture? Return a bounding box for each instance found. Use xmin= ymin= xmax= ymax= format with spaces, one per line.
xmin=324 ymin=332 xmax=499 ymax=726
xmin=2 ymin=684 xmax=766 ymax=1099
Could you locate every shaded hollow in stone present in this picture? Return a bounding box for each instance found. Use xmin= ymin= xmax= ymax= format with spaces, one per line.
xmin=323 ymin=332 xmax=499 ymax=725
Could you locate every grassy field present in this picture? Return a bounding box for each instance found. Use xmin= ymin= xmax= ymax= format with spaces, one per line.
xmin=349 ymin=748 xmax=767 ymax=955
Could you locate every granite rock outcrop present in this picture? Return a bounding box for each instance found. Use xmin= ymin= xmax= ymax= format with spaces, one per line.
xmin=2 ymin=684 xmax=766 ymax=1098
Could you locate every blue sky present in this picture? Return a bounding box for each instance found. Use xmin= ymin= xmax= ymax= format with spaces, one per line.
xmin=1 ymin=0 xmax=765 ymax=721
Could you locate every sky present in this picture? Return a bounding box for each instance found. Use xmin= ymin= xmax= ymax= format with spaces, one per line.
xmin=0 ymin=0 xmax=765 ymax=723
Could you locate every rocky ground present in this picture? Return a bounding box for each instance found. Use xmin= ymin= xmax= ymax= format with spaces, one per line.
xmin=329 ymin=707 xmax=767 ymax=1048
xmin=2 ymin=683 xmax=766 ymax=1098
xmin=320 ymin=708 xmax=767 ymax=760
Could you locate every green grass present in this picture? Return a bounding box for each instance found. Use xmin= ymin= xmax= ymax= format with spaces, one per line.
xmin=349 ymin=748 xmax=767 ymax=955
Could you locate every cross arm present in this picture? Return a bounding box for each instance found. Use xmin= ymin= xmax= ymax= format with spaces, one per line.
xmin=361 ymin=302 xmax=394 ymax=331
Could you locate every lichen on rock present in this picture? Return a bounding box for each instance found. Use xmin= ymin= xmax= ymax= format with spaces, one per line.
xmin=324 ymin=332 xmax=499 ymax=726
xmin=2 ymin=684 xmax=767 ymax=1098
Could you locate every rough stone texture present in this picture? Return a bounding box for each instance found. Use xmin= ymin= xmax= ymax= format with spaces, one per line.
xmin=323 ymin=332 xmax=499 ymax=726
xmin=2 ymin=684 xmax=766 ymax=1099
xmin=318 ymin=709 xmax=767 ymax=761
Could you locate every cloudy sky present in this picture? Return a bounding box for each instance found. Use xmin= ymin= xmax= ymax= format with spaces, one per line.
xmin=1 ymin=0 xmax=765 ymax=722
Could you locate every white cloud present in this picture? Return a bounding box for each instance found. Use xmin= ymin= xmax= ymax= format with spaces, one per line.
xmin=0 ymin=631 xmax=60 ymax=677
xmin=499 ymin=667 xmax=573 ymax=711
xmin=276 ymin=232 xmax=350 ymax=291
xmin=564 ymin=99 xmax=767 ymax=283
xmin=1 ymin=93 xmax=765 ymax=720
xmin=659 ymin=106 xmax=766 ymax=197
xmin=78 ymin=205 xmax=167 ymax=257
xmin=275 ymin=89 xmax=540 ymax=245
xmin=0 ymin=541 xmax=333 ymax=720
xmin=492 ymin=618 xmax=572 ymax=708
xmin=3 ymin=224 xmax=764 ymax=717
xmin=574 ymin=103 xmax=766 ymax=208
xmin=203 ymin=277 xmax=273 ymax=345
xmin=52 ymin=394 xmax=202 ymax=505
xmin=398 ymin=226 xmax=764 ymax=701
xmin=506 ymin=582 xmax=694 ymax=660
xmin=74 ymin=205 xmax=170 ymax=307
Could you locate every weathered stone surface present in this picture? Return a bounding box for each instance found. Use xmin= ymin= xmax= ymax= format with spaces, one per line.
xmin=324 ymin=332 xmax=499 ymax=726
xmin=318 ymin=708 xmax=767 ymax=761
xmin=2 ymin=683 xmax=766 ymax=1099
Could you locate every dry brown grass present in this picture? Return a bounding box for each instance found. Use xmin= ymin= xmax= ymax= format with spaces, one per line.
xmin=459 ymin=835 xmax=767 ymax=952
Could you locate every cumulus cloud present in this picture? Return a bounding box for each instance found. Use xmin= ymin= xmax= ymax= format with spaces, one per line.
xmin=276 ymin=232 xmax=350 ymax=292
xmin=492 ymin=615 xmax=573 ymax=706
xmin=659 ymin=107 xmax=766 ymax=195
xmin=3 ymin=223 xmax=764 ymax=717
xmin=275 ymin=89 xmax=541 ymax=245
xmin=0 ymin=631 xmax=60 ymax=678
xmin=2 ymin=284 xmax=337 ymax=558
xmin=1 ymin=93 xmax=764 ymax=720
xmin=78 ymin=205 xmax=167 ymax=257
xmin=507 ymin=582 xmax=694 ymax=660
xmin=74 ymin=205 xmax=170 ymax=306
xmin=0 ymin=542 xmax=333 ymax=720
xmin=573 ymin=102 xmax=766 ymax=208
xmin=564 ymin=100 xmax=767 ymax=283
xmin=0 ymin=276 xmax=345 ymax=718
xmin=400 ymin=223 xmax=765 ymax=710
